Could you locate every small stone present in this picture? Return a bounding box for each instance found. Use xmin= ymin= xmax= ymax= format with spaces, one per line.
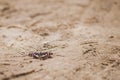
xmin=109 ymin=36 xmax=114 ymax=38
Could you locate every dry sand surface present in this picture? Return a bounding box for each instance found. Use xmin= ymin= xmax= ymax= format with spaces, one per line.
xmin=0 ymin=0 xmax=120 ymax=80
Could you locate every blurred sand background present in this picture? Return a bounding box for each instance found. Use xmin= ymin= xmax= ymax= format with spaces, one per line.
xmin=0 ymin=0 xmax=120 ymax=80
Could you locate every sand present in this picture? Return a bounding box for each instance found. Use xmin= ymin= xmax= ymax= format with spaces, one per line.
xmin=0 ymin=0 xmax=120 ymax=80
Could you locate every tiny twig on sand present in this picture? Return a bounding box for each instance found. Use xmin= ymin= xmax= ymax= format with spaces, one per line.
xmin=2 ymin=70 xmax=35 ymax=80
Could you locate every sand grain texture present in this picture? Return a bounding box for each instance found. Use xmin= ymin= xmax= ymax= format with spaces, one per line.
xmin=0 ymin=0 xmax=120 ymax=80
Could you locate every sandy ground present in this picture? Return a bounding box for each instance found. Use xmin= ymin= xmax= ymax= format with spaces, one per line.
xmin=0 ymin=0 xmax=120 ymax=80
